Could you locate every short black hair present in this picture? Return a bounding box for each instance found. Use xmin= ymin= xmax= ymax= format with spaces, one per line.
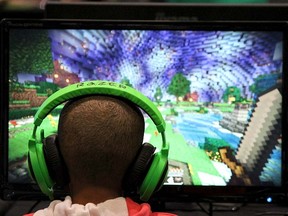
xmin=58 ymin=95 xmax=145 ymax=188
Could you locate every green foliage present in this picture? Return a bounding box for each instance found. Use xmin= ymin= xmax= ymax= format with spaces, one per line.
xmin=23 ymin=84 xmax=39 ymax=89
xmin=154 ymin=86 xmax=163 ymax=104
xmin=222 ymin=86 xmax=242 ymax=103
xmin=196 ymin=106 xmax=208 ymax=114
xmin=9 ymin=82 xmax=25 ymax=102
xmin=170 ymin=107 xmax=178 ymax=116
xmin=36 ymin=81 xmax=59 ymax=95
xmin=202 ymin=137 xmax=231 ymax=153
xmin=9 ymin=108 xmax=39 ymax=120
xmin=10 ymin=82 xmax=24 ymax=92
xmin=249 ymin=83 xmax=256 ymax=94
xmin=22 ymin=81 xmax=59 ymax=96
xmin=167 ymin=73 xmax=191 ymax=100
xmin=200 ymin=137 xmax=232 ymax=162
xmin=37 ymin=93 xmax=48 ymax=97
xmin=120 ymin=77 xmax=133 ymax=88
xmin=249 ymin=73 xmax=281 ymax=96
xmin=9 ymin=29 xmax=54 ymax=79
xmin=11 ymin=100 xmax=30 ymax=104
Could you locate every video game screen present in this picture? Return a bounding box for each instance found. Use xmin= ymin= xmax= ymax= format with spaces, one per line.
xmin=2 ymin=21 xmax=284 ymax=193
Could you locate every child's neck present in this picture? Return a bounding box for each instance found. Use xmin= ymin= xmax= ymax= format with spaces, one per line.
xmin=70 ymin=184 xmax=122 ymax=205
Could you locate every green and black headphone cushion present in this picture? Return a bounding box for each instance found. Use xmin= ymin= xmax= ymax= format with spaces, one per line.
xmin=123 ymin=143 xmax=156 ymax=192
xmin=43 ymin=134 xmax=69 ymax=186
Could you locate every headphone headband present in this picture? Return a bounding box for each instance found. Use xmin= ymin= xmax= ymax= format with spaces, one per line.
xmin=33 ymin=80 xmax=167 ymax=148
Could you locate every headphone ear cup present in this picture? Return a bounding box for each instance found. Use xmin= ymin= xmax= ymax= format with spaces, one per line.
xmin=154 ymin=161 xmax=168 ymax=192
xmin=43 ymin=134 xmax=69 ymax=187
xmin=27 ymin=136 xmax=54 ymax=199
xmin=123 ymin=143 xmax=156 ymax=192
xmin=139 ymin=150 xmax=168 ymax=201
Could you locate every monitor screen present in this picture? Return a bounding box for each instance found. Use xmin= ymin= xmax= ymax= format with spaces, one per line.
xmin=1 ymin=19 xmax=287 ymax=202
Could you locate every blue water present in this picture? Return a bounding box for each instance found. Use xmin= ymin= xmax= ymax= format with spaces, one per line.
xmin=260 ymin=147 xmax=282 ymax=186
xmin=175 ymin=112 xmax=241 ymax=149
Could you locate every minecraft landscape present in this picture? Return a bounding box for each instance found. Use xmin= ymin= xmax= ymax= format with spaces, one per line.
xmin=8 ymin=28 xmax=283 ymax=187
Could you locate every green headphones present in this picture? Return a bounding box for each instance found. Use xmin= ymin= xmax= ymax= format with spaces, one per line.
xmin=28 ymin=80 xmax=169 ymax=201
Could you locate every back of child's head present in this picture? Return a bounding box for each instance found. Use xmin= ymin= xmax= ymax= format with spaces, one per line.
xmin=58 ymin=95 xmax=145 ymax=189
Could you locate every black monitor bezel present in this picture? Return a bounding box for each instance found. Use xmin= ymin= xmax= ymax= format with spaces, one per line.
xmin=44 ymin=2 xmax=288 ymax=22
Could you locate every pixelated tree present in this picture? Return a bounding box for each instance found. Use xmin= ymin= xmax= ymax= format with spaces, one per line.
xmin=196 ymin=106 xmax=208 ymax=114
xmin=37 ymin=81 xmax=59 ymax=95
xmin=9 ymin=29 xmax=54 ymax=78
xmin=249 ymin=73 xmax=281 ymax=97
xmin=170 ymin=107 xmax=178 ymax=116
xmin=203 ymin=137 xmax=232 ymax=161
xmin=9 ymin=29 xmax=54 ymax=97
xmin=154 ymin=86 xmax=163 ymax=104
xmin=120 ymin=77 xmax=133 ymax=88
xmin=222 ymin=86 xmax=242 ymax=103
xmin=167 ymin=73 xmax=191 ymax=103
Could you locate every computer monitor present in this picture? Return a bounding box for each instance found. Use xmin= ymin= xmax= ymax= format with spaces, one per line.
xmin=0 ymin=19 xmax=287 ymax=203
